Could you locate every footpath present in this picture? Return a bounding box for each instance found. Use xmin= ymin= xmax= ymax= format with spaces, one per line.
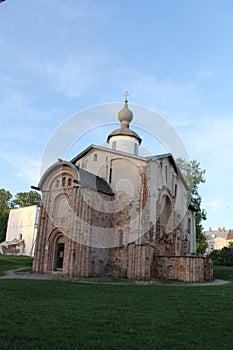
xmin=0 ymin=268 xmax=230 ymax=286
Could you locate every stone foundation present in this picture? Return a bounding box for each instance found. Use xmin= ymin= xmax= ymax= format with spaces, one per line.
xmin=154 ymin=255 xmax=213 ymax=283
xmin=33 ymin=238 xmax=213 ymax=283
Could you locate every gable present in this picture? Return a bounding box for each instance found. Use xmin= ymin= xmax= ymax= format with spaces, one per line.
xmin=37 ymin=159 xmax=114 ymax=196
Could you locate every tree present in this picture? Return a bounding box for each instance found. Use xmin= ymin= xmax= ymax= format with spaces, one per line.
xmin=0 ymin=189 xmax=13 ymax=242
xmin=12 ymin=191 xmax=41 ymax=208
xmin=209 ymin=247 xmax=233 ymax=266
xmin=176 ymin=159 xmax=208 ymax=254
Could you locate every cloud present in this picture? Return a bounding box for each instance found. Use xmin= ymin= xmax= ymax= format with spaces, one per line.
xmin=15 ymin=156 xmax=41 ymax=186
xmin=95 ymin=65 xmax=203 ymax=118
xmin=36 ymin=51 xmax=122 ymax=98
xmin=0 ymin=151 xmax=41 ymax=186
xmin=44 ymin=55 xmax=100 ymax=98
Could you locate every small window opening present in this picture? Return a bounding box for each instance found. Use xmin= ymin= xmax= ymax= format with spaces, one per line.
xmin=109 ymin=168 xmax=112 ymax=183
xmin=62 ymin=177 xmax=66 ymax=186
xmin=93 ymin=154 xmax=97 ymax=161
xmin=67 ymin=178 xmax=72 ymax=186
xmin=188 ymin=218 xmax=191 ymax=233
xmin=118 ymin=229 xmax=123 ymax=246
xmin=174 ymin=184 xmax=177 ymax=197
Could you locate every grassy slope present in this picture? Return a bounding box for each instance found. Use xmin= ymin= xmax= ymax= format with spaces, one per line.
xmin=0 ymin=258 xmax=233 ymax=350
xmin=0 ymin=255 xmax=32 ymax=276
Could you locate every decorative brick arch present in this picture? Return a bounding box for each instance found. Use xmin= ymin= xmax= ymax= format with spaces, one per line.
xmin=157 ymin=193 xmax=173 ymax=256
xmin=48 ymin=229 xmax=66 ymax=272
xmin=160 ymin=194 xmax=172 ymax=234
xmin=53 ymin=193 xmax=70 ymax=219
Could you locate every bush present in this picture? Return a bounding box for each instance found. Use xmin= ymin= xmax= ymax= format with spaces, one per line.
xmin=209 ymin=247 xmax=233 ymax=266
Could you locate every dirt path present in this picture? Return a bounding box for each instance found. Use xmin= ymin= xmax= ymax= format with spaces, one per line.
xmin=0 ymin=268 xmax=230 ymax=286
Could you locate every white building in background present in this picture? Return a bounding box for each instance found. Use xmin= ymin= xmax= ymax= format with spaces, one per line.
xmin=0 ymin=205 xmax=40 ymax=256
xmin=203 ymin=227 xmax=233 ymax=254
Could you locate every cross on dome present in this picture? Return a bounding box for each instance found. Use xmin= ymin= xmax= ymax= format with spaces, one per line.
xmin=106 ymin=93 xmax=142 ymax=150
xmin=118 ymin=92 xmax=133 ymax=128
xmin=124 ymin=91 xmax=129 ymax=102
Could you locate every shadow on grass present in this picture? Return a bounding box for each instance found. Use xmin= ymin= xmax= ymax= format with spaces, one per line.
xmin=213 ymin=265 xmax=233 ymax=280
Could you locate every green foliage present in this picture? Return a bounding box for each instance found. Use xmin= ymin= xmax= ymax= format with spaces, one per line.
xmin=176 ymin=159 xmax=207 ymax=254
xmin=196 ymin=232 xmax=208 ymax=255
xmin=12 ymin=190 xmax=41 ymax=208
xmin=0 ymin=188 xmax=13 ymax=214
xmin=0 ymin=212 xmax=9 ymax=242
xmin=209 ymin=247 xmax=233 ymax=266
xmin=0 ymin=189 xmax=13 ymax=242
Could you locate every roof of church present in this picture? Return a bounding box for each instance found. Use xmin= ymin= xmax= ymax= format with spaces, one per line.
xmin=37 ymin=160 xmax=114 ymax=196
xmin=106 ymin=127 xmax=142 ymax=143
xmin=74 ymin=166 xmax=114 ymax=196
xmin=70 ymin=144 xmax=147 ymax=164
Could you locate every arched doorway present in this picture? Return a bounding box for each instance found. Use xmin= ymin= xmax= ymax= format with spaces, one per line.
xmin=54 ymin=235 xmax=65 ymax=271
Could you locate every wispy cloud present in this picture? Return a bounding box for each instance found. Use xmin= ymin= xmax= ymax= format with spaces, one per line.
xmin=0 ymin=151 xmax=41 ymax=186
xmin=43 ymin=54 xmax=102 ymax=98
xmin=15 ymin=156 xmax=41 ymax=186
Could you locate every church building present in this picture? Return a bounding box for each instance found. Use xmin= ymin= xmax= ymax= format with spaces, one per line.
xmin=33 ymin=98 xmax=213 ymax=282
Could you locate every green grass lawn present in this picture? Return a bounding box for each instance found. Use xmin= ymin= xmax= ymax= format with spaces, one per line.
xmin=0 ymin=257 xmax=233 ymax=350
xmin=0 ymin=255 xmax=32 ymax=276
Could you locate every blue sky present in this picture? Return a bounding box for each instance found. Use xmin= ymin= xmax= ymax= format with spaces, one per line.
xmin=0 ymin=0 xmax=233 ymax=230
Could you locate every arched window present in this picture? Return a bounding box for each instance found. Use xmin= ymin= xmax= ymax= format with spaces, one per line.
xmin=112 ymin=141 xmax=117 ymax=150
xmin=188 ymin=218 xmax=191 ymax=233
xmin=93 ymin=154 xmax=98 ymax=161
xmin=67 ymin=178 xmax=72 ymax=186
xmin=62 ymin=177 xmax=66 ymax=187
xmin=55 ymin=179 xmax=60 ymax=188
